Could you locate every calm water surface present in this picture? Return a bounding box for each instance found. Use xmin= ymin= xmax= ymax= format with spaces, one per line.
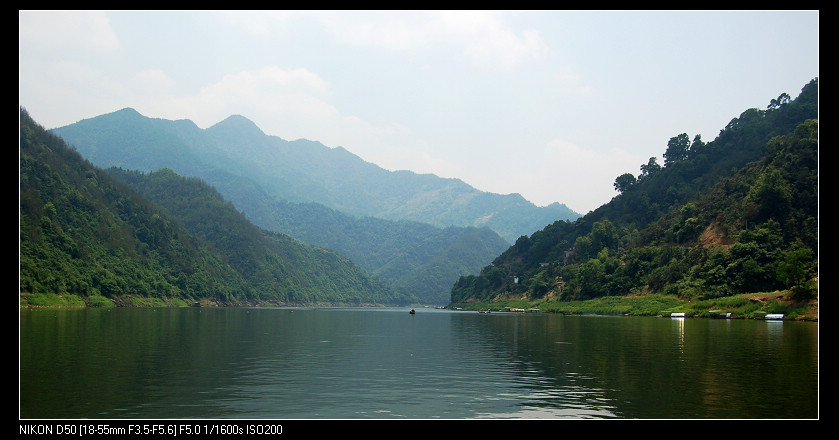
xmin=19 ymin=307 xmax=818 ymax=419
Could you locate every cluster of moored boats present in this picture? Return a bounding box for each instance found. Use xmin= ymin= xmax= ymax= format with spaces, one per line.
xmin=413 ymin=306 xmax=785 ymax=320
xmin=663 ymin=311 xmax=784 ymax=320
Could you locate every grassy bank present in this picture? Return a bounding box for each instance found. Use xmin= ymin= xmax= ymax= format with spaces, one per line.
xmin=453 ymin=291 xmax=818 ymax=321
xmin=19 ymin=293 xmax=395 ymax=309
xmin=20 ymin=291 xmax=817 ymax=322
xmin=20 ymin=293 xmax=190 ymax=308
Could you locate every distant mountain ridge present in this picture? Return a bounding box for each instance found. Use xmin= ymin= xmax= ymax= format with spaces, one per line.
xmin=257 ymin=198 xmax=510 ymax=304
xmin=52 ymin=108 xmax=580 ymax=243
xmin=50 ymin=109 xmax=520 ymax=303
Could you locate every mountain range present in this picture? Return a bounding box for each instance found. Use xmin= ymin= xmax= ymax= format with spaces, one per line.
xmin=20 ymin=109 xmax=408 ymax=307
xmin=21 ymin=78 xmax=818 ymax=309
xmin=48 ymin=109 xmax=579 ymax=304
xmin=51 ymin=108 xmax=579 ymax=243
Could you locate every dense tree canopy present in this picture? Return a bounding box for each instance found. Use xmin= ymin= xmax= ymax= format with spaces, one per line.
xmin=20 ymin=108 xmax=410 ymax=307
xmin=451 ymin=78 xmax=818 ymax=306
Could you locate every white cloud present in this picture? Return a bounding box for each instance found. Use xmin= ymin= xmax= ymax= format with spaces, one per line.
xmin=210 ymin=10 xmax=295 ymax=37
xmin=435 ymin=11 xmax=548 ymax=70
xmin=19 ymin=11 xmax=119 ymax=53
xmin=315 ymin=11 xmax=434 ymax=50
xmin=303 ymin=11 xmax=548 ymax=70
xmin=140 ymin=66 xmax=334 ymax=130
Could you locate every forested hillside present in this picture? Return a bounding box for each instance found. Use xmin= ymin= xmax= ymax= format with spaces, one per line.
xmin=451 ymin=78 xmax=818 ymax=307
xmin=49 ymin=109 xmax=517 ymax=303
xmin=20 ymin=108 xmax=410 ymax=307
xmin=259 ymin=199 xmax=509 ymax=305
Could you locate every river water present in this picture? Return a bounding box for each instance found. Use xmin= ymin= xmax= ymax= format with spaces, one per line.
xmin=19 ymin=307 xmax=818 ymax=419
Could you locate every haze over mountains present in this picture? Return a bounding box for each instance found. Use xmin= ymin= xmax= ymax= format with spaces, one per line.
xmin=53 ymin=108 xmax=579 ymax=243
xmin=50 ymin=109 xmax=579 ymax=304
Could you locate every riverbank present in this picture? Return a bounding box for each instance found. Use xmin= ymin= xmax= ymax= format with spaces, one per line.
xmin=450 ymin=291 xmax=818 ymax=322
xmin=20 ymin=290 xmax=817 ymax=322
xmin=18 ymin=292 xmax=402 ymax=309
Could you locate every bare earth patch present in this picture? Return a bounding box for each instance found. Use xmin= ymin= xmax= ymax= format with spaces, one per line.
xmin=743 ymin=290 xmax=818 ymax=321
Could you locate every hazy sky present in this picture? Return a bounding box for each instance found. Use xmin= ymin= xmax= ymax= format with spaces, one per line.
xmin=19 ymin=10 xmax=818 ymax=214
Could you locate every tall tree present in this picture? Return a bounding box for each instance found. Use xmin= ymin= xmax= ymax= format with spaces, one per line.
xmin=768 ymin=92 xmax=791 ymax=110
xmin=690 ymin=134 xmax=704 ymax=152
xmin=664 ymin=133 xmax=691 ymax=166
xmin=614 ymin=173 xmax=636 ymax=193
xmin=639 ymin=157 xmax=661 ymax=180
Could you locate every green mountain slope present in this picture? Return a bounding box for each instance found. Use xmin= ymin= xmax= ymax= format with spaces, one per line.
xmin=257 ymin=199 xmax=509 ymax=305
xmin=451 ymin=78 xmax=818 ymax=307
xmin=49 ymin=109 xmax=513 ymax=303
xmin=20 ymin=108 xmax=409 ymax=307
